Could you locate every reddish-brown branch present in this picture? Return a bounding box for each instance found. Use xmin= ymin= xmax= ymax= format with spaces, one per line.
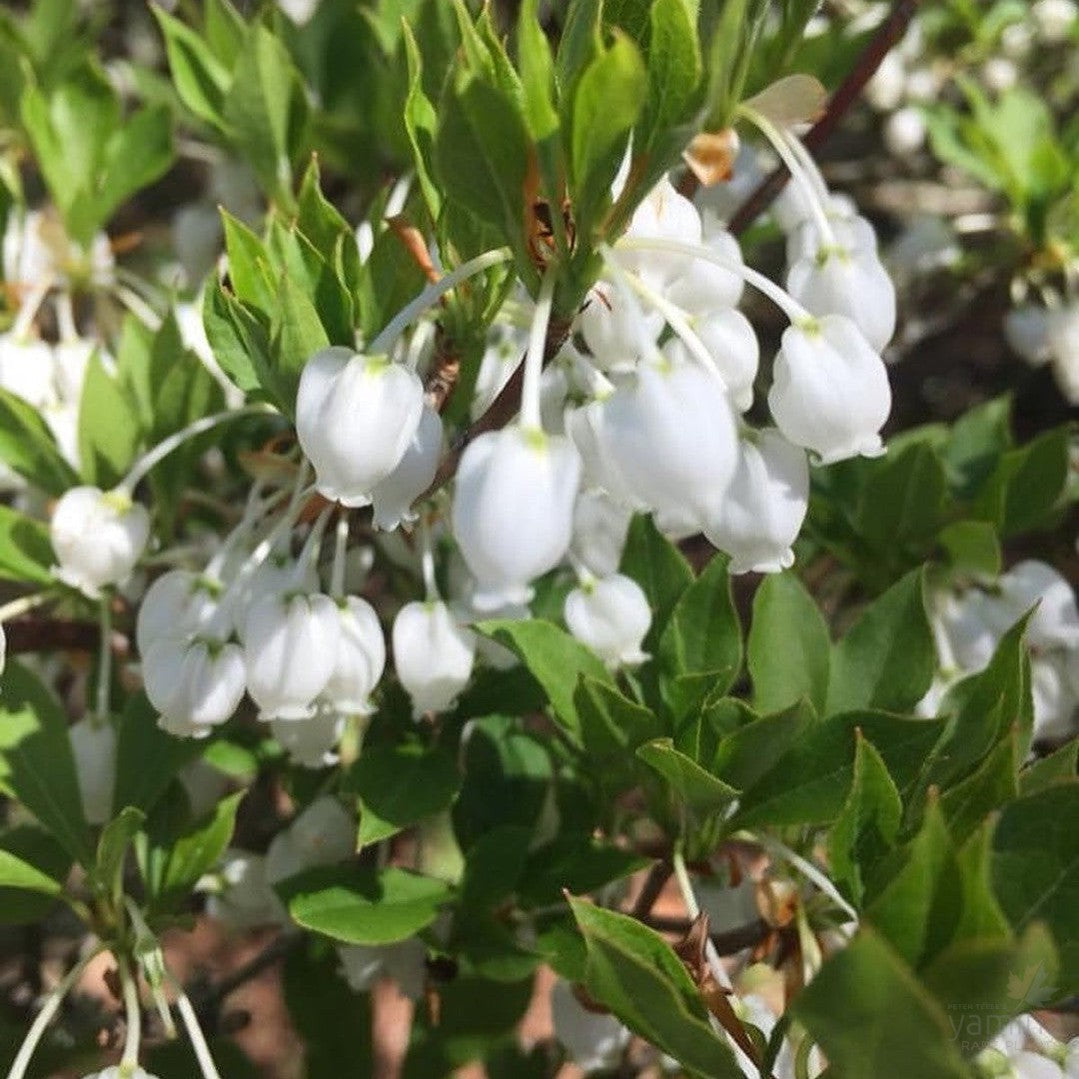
xmin=723 ymin=0 xmax=922 ymax=235
xmin=5 ymin=617 xmax=101 ymax=654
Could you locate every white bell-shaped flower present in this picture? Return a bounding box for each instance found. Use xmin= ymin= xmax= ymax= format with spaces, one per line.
xmin=338 ymin=938 xmax=427 ymax=999
xmin=369 ymin=406 xmax=442 ymax=530
xmin=565 ymin=401 xmax=641 ymax=507
xmin=52 ymin=338 xmax=96 ymax=401
xmin=1005 ymin=304 xmax=1053 ymax=366
xmin=619 ymin=176 xmax=703 ymax=287
xmin=143 ymin=637 xmax=246 ymax=736
xmin=667 ymin=308 xmax=760 ymax=412
xmin=666 ymin=215 xmax=745 ymax=313
xmin=577 ymin=279 xmax=664 ymax=368
xmin=704 ymin=430 xmax=809 ymax=574
xmin=571 ymin=490 xmax=633 ymax=578
xmin=471 ymin=321 xmax=527 ymax=418
xmin=1032 ymin=0 xmax=1078 ymax=42
xmin=243 ymin=592 xmax=340 ymax=719
xmin=931 ymin=590 xmax=1006 ymax=675
xmin=787 ymin=213 xmax=878 ymax=266
xmin=997 ymin=560 xmax=1079 ymax=651
xmin=42 ymin=401 xmax=80 ymax=469
xmin=265 ymin=796 xmax=355 ymax=885
xmin=452 ymin=427 xmax=581 ymax=610
xmin=1047 ymin=303 xmax=1079 ymax=403
xmin=136 ymin=569 xmax=221 ymax=655
xmin=0 ymin=334 xmax=56 ymax=408
xmin=551 ymin=980 xmax=630 ymax=1073
xmin=866 ymin=51 xmax=906 ymax=111
xmin=787 ymin=248 xmax=896 ymax=352
xmin=564 ymin=573 xmax=650 ymax=668
xmin=597 ymin=356 xmax=739 ymax=529
xmin=271 ymin=708 xmax=345 ymax=769
xmin=295 ymin=347 xmax=424 ymax=506
xmin=1030 ymin=654 xmax=1078 ymax=742
xmin=84 ymin=1068 xmax=161 ymax=1079
xmin=206 ymin=850 xmax=284 ymax=928
xmin=884 ymin=106 xmax=928 ymax=156
xmin=323 ymin=596 xmax=385 ymax=714
xmin=69 ymin=718 xmax=116 ymax=826
xmin=768 ymin=315 xmax=891 ymax=464
xmin=392 ymin=600 xmax=476 ymax=718
xmin=51 ymin=486 xmax=151 ymax=598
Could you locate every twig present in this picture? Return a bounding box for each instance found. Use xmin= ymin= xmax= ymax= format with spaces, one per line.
xmin=630 ymin=861 xmax=672 ymax=919
xmin=643 ymin=915 xmax=772 ymax=956
xmin=722 ymin=0 xmax=922 ymax=235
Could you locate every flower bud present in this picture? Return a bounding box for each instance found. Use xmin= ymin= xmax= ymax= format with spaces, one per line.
xmin=564 ymin=574 xmax=651 ymax=668
xmin=452 ymin=427 xmax=581 ymax=610
xmin=704 ymin=430 xmax=809 ymax=574
xmin=667 ymin=308 xmax=760 ymax=412
xmin=244 ymin=593 xmax=340 ymax=719
xmin=69 ymin=718 xmax=116 ymax=825
xmin=596 ymin=357 xmax=739 ymax=530
xmin=296 ymin=347 xmax=424 ymax=506
xmin=51 ymin=486 xmax=151 ymax=598
xmin=324 ymin=596 xmax=385 ymax=714
xmin=136 ymin=569 xmax=221 ymax=655
xmin=392 ymin=600 xmax=475 ymax=718
xmin=768 ymin=315 xmax=891 ymax=464
xmin=370 ymin=406 xmax=442 ymax=530
xmin=271 ymin=708 xmax=345 ymax=769
xmin=143 ymin=637 xmax=246 ymax=736
xmin=787 ymin=248 xmax=896 ymax=352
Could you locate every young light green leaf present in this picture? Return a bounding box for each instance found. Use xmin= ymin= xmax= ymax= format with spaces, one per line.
xmin=153 ymin=7 xmax=231 ymax=129
xmin=0 ymin=387 xmax=80 ymax=495
xmin=636 ymin=737 xmax=739 ymax=820
xmin=0 ymin=847 xmax=64 ymax=898
xmin=159 ymin=790 xmax=244 ymax=902
xmin=78 ymin=352 xmax=143 ymax=488
xmin=0 ymin=504 xmax=54 ymax=586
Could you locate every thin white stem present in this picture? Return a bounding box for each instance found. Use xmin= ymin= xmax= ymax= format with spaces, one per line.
xmin=617 ymin=236 xmax=813 ymax=324
xmin=56 ymin=292 xmax=78 ymax=342
xmin=330 ymin=514 xmax=349 ymax=600
xmin=114 ymin=285 xmax=163 ymax=331
xmin=0 ymin=592 xmax=52 ymax=623
xmin=520 ymin=271 xmax=557 ymax=431
xmin=119 ymin=958 xmax=142 ymax=1068
xmin=671 ymin=850 xmax=757 ymax=1079
xmin=369 ymin=249 xmax=513 ymax=355
xmin=175 ymin=990 xmax=223 ymax=1079
xmin=294 ymin=506 xmax=333 ymax=585
xmin=11 ymin=278 xmax=53 ymax=340
xmin=593 ymin=249 xmax=664 ymax=362
xmin=6 ymin=947 xmax=102 ymax=1079
xmin=419 ymin=517 xmax=438 ymax=602
xmin=96 ymin=597 xmax=112 ymax=721
xmin=120 ymin=404 xmax=273 ymax=494
xmin=739 ymin=105 xmax=838 ymax=248
xmin=567 ymin=350 xmax=616 ymax=399
xmin=748 ymin=833 xmax=859 ymax=929
xmin=782 ymin=125 xmax=831 ymax=204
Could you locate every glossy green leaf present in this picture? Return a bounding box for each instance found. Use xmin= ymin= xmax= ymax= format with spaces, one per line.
xmin=0 ymin=505 xmax=54 ymax=586
xmin=636 ymin=738 xmax=739 ymax=820
xmin=0 ymin=387 xmax=79 ymax=495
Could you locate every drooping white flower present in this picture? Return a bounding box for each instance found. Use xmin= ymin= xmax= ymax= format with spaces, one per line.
xmin=997 ymin=560 xmax=1079 ymax=651
xmin=206 ymin=850 xmax=283 ymax=928
xmin=136 ymin=569 xmax=221 ymax=655
xmin=1030 ymin=653 xmax=1079 ymax=742
xmin=51 ymin=487 xmax=151 ymax=598
xmin=452 ymin=427 xmax=581 ymax=610
xmin=787 ymin=248 xmax=896 ymax=352
xmin=551 ymin=980 xmax=630 ymax=1073
xmin=576 ymin=278 xmax=663 ymax=368
xmin=1032 ymin=0 xmax=1078 ymax=42
xmin=471 ymin=320 xmax=527 ymax=418
xmin=0 ymin=334 xmax=56 ymax=411
xmin=565 ymin=401 xmax=641 ymax=507
xmin=1005 ymin=304 xmax=1053 ymax=366
xmin=866 ymin=50 xmax=906 ymax=111
xmin=264 ymin=796 xmax=356 ymax=885
xmin=323 ymin=596 xmax=385 ymax=714
xmin=1046 ymin=304 xmax=1079 ymax=404
xmin=884 ymin=106 xmax=928 ymax=156
xmin=596 ymin=356 xmax=739 ymax=530
xmin=243 ymin=593 xmax=340 ymax=719
xmin=392 ymin=600 xmax=475 ymax=718
xmin=271 ymin=708 xmax=345 ymax=769
xmin=564 ymin=574 xmax=651 ymax=668
xmin=571 ymin=490 xmax=633 ymax=578
xmin=83 ymin=1068 xmax=162 ymax=1079
xmin=619 ymin=176 xmax=703 ymax=288
xmin=667 ymin=308 xmax=760 ymax=412
xmin=143 ymin=637 xmax=246 ymax=736
xmin=704 ymin=430 xmax=809 ymax=574
xmin=666 ymin=215 xmax=745 ymax=313
xmin=369 ymin=406 xmax=442 ymax=530
xmin=296 ymin=347 xmax=424 ymax=507
xmin=787 ymin=213 xmax=878 ymax=266
xmin=69 ymin=718 xmax=116 ymax=826
xmin=768 ymin=315 xmax=891 ymax=464
xmin=338 ymin=938 xmax=427 ymax=999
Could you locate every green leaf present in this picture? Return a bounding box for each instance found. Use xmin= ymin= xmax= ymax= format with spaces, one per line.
xmin=0 ymin=388 xmax=79 ymax=495
xmin=857 ymin=443 xmax=947 ymax=555
xmin=349 ymin=742 xmax=460 ymax=848
xmin=1019 ymin=739 xmax=1078 ymax=796
xmin=829 ymin=732 xmax=903 ymax=908
xmin=476 ymin=620 xmax=612 ymax=740
xmin=0 ymin=505 xmax=54 ymax=586
xmin=708 ymin=701 xmax=814 ymax=793
xmin=222 ymin=26 xmax=309 ymax=204
xmin=658 ymin=555 xmax=742 ymax=711
xmin=569 ymin=35 xmax=646 ymax=240
xmin=826 ymin=569 xmax=935 ymax=716
xmin=0 ymin=847 xmax=63 ymax=897
xmin=569 ymin=897 xmax=742 ymax=1078
xmin=93 ymin=806 xmax=145 ymax=895
xmin=574 ymin=675 xmax=661 ymax=759
xmin=0 ymin=826 xmax=71 ymax=923
xmin=153 ymin=7 xmax=230 ymax=128
xmin=201 ymin=280 xmax=267 ymax=397
xmin=635 ymin=0 xmax=702 ymax=159
xmin=221 ymin=210 xmax=274 ymax=310
xmin=77 ymin=352 xmax=142 ymax=487
xmin=938 ymin=520 xmax=1002 ymax=578
xmin=792 ymin=928 xmax=971 ymax=1079
xmin=517 ymin=835 xmax=649 ymax=908
xmin=939 ymin=731 xmax=1019 ymax=845
xmin=636 ymin=738 xmax=739 ymax=820
xmin=270 ymin=273 xmax=329 ymax=415
xmin=516 ymin=0 xmax=559 ymax=142
xmin=112 ymin=692 xmax=202 ymax=817
xmin=356 ymin=226 xmax=429 ymax=344
xmin=618 ymin=515 xmax=694 ymax=651
xmin=732 ymin=711 xmax=945 ymax=831
xmin=0 ymin=662 xmax=92 ymax=865
xmin=158 ymin=790 xmax=244 ymax=903
xmin=747 ymin=572 xmax=830 ymax=715
xmin=401 ymin=22 xmax=442 ymax=222
xmin=991 ymin=781 xmax=1079 ymax=992
xmin=286 ymin=865 xmax=451 ymax=946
